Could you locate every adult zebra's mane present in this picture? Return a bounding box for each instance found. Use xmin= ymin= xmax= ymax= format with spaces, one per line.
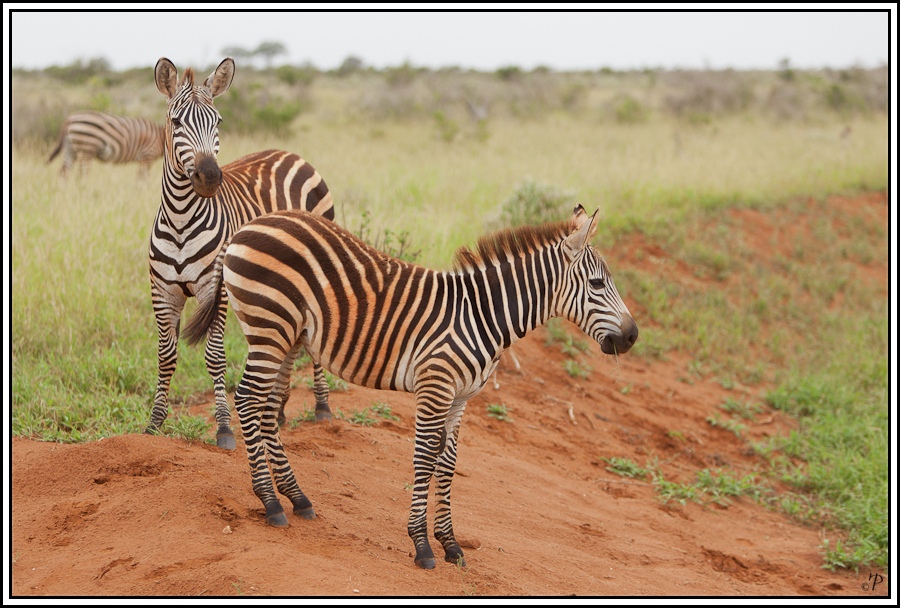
xmin=452 ymin=218 xmax=572 ymax=272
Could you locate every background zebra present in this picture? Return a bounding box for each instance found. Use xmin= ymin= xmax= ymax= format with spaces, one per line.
xmin=47 ymin=110 xmax=165 ymax=176
xmin=183 ymin=204 xmax=638 ymax=570
xmin=145 ymin=57 xmax=335 ymax=450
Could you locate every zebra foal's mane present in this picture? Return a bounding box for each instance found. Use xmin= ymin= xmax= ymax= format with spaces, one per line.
xmin=179 ymin=67 xmax=195 ymax=89
xmin=452 ymin=218 xmax=573 ymax=272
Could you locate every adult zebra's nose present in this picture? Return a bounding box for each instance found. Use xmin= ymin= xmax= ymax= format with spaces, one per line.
xmin=601 ymin=314 xmax=638 ymax=355
xmin=192 ymin=154 xmax=222 ymax=197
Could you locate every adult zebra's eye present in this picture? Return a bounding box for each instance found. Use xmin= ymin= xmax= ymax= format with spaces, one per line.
xmin=171 ymin=116 xmax=181 ymax=127
xmin=589 ymin=278 xmax=605 ymax=290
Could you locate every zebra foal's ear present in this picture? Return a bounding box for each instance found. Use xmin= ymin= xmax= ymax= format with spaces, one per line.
xmin=563 ymin=204 xmax=600 ymax=259
xmin=205 ymin=58 xmax=235 ymax=98
xmin=155 ymin=57 xmax=178 ymax=99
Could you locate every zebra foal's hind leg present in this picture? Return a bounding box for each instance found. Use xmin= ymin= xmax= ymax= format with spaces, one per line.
xmin=237 ymin=341 xmax=315 ymax=527
xmin=204 ymin=291 xmax=236 ymax=450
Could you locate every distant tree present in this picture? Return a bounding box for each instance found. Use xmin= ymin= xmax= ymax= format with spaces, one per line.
xmin=336 ymin=55 xmax=365 ymax=76
xmin=255 ymin=41 xmax=288 ymax=69
xmin=222 ymin=45 xmax=254 ymax=66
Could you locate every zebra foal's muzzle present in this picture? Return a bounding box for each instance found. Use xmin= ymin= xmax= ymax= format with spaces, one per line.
xmin=191 ymin=153 xmax=223 ymax=198
xmin=601 ymin=313 xmax=638 ymax=355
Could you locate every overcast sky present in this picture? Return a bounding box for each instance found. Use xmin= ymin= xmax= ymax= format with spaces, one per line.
xmin=5 ymin=6 xmax=893 ymax=73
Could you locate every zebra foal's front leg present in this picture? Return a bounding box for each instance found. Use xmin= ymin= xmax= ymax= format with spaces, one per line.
xmin=275 ymin=358 xmax=332 ymax=427
xmin=145 ymin=287 xmax=186 ymax=436
xmin=433 ymin=400 xmax=468 ymax=567
xmin=407 ymin=380 xmax=458 ymax=569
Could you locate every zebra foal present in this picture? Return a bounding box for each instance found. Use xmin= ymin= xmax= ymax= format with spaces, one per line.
xmin=145 ymin=57 xmax=335 ymax=450
xmin=184 ymin=204 xmax=638 ymax=569
xmin=48 ymin=110 xmax=165 ymax=176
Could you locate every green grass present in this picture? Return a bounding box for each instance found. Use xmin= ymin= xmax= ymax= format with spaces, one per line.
xmin=11 ymin=69 xmax=888 ymax=569
xmin=602 ymin=457 xmax=651 ymax=480
xmin=486 ymin=403 xmax=513 ymax=422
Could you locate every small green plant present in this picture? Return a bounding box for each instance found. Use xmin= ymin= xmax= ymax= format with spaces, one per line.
xmin=348 ymin=409 xmax=377 ymax=426
xmin=341 ymin=402 xmax=400 ymax=427
xmin=563 ymin=359 xmax=591 ymax=379
xmin=486 ymin=403 xmax=512 ymax=422
xmin=355 ymin=209 xmax=422 ymax=263
xmin=370 ymin=402 xmax=399 ymax=422
xmin=613 ymin=94 xmax=648 ymax=124
xmin=602 ymin=457 xmax=650 ymax=480
xmin=652 ymin=475 xmax=699 ymax=506
xmin=560 ymin=336 xmax=590 ymax=358
xmin=706 ymin=413 xmax=746 ymax=438
xmin=719 ymin=397 xmax=764 ymax=420
xmin=164 ymin=414 xmax=211 ymax=443
xmin=433 ymin=111 xmax=460 ymax=143
xmin=288 ymin=407 xmax=317 ymax=427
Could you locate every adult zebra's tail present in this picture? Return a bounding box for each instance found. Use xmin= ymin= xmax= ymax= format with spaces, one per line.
xmin=47 ymin=126 xmax=66 ymax=163
xmin=183 ymin=245 xmax=228 ymax=347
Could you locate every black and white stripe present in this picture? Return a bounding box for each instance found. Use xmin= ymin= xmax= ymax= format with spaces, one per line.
xmin=144 ymin=57 xmax=335 ymax=450
xmin=183 ymin=204 xmax=638 ymax=569
xmin=47 ymin=110 xmax=165 ymax=176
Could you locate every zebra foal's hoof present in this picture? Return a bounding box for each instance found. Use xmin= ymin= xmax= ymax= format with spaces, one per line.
xmin=294 ymin=506 xmax=316 ymax=520
xmin=265 ymin=503 xmax=289 ymax=528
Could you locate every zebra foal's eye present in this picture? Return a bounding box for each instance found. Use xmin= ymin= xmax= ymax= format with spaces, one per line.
xmin=170 ymin=116 xmax=181 ymax=127
xmin=589 ymin=278 xmax=605 ymax=290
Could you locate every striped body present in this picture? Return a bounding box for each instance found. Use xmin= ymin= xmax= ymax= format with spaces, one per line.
xmin=48 ymin=111 xmax=165 ymax=176
xmin=184 ymin=205 xmax=638 ymax=569
xmin=145 ymin=57 xmax=334 ymax=449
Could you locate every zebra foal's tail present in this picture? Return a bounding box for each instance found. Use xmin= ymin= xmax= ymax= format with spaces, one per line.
xmin=183 ymin=243 xmax=229 ymax=346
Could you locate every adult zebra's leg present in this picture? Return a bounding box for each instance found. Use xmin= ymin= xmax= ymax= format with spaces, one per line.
xmin=408 ymin=377 xmax=457 ymax=569
xmin=433 ymin=400 xmax=468 ymax=567
xmin=264 ymin=340 xmax=315 ymax=520
xmin=145 ymin=286 xmax=186 ymax=436
xmin=203 ymin=287 xmax=235 ymax=450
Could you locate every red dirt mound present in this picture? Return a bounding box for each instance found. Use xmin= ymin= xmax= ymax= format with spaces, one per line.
xmin=9 ymin=192 xmax=888 ymax=598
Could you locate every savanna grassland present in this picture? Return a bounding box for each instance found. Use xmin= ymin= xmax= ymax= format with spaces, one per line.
xmin=11 ymin=59 xmax=889 ymax=589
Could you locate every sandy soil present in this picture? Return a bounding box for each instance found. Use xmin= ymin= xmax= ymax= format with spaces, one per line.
xmin=9 ymin=192 xmax=889 ymax=598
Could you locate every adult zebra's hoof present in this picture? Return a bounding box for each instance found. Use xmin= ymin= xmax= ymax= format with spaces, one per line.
xmin=294 ymin=506 xmax=316 ymax=520
xmin=315 ymin=406 xmax=333 ymax=423
xmin=216 ymin=426 xmax=236 ymax=450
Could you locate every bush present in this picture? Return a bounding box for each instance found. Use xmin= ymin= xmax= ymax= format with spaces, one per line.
xmin=495 ymin=180 xmax=577 ymax=227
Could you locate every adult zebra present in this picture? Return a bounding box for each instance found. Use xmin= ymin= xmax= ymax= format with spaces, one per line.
xmin=145 ymin=57 xmax=335 ymax=450
xmin=48 ymin=110 xmax=165 ymax=176
xmin=183 ymin=204 xmax=638 ymax=569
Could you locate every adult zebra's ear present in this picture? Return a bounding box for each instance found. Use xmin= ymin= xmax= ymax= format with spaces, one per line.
xmin=155 ymin=57 xmax=178 ymax=99
xmin=205 ymin=58 xmax=235 ymax=98
xmin=563 ymin=204 xmax=600 ymax=260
